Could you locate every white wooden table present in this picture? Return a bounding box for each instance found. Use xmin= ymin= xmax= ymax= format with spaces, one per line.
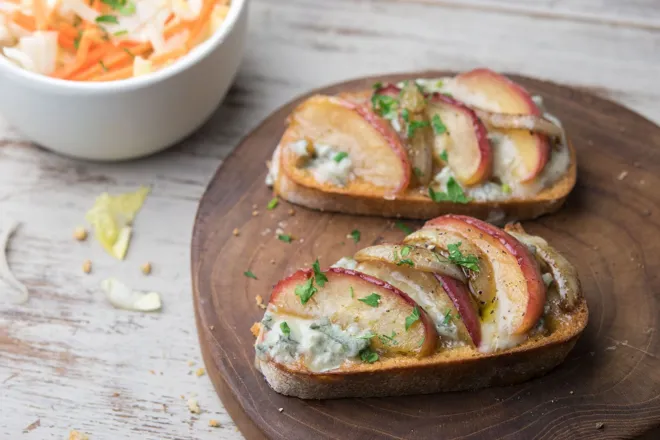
xmin=1 ymin=1 xmax=658 ymax=438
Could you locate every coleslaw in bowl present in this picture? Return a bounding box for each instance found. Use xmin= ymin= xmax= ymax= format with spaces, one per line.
xmin=0 ymin=0 xmax=247 ymax=160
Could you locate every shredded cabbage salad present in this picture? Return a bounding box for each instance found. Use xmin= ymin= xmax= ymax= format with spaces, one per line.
xmin=0 ymin=0 xmax=231 ymax=81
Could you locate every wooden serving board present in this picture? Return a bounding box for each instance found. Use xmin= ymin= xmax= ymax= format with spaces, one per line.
xmin=191 ymin=72 xmax=660 ymax=439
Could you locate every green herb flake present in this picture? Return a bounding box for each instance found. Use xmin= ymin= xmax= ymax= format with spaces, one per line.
xmin=439 ymin=150 xmax=449 ymax=162
xmin=350 ymin=229 xmax=361 ymax=244
xmin=428 ymin=177 xmax=471 ymax=204
xmin=357 ymin=331 xmax=375 ymax=340
xmin=405 ymin=306 xmax=421 ymax=331
xmin=350 ymin=286 xmax=355 ymax=298
xmin=395 ymin=221 xmax=414 ymax=235
xmin=447 ymin=242 xmax=480 ymax=272
xmin=502 ymin=183 xmax=512 ymax=194
xmin=113 ymin=30 xmax=128 ymax=37
xmin=401 ymin=108 xmax=410 ymax=123
xmin=359 ymin=347 xmax=379 ymax=363
xmin=406 ymin=119 xmax=430 ymax=138
xmin=432 ymin=114 xmax=447 ymax=135
xmin=295 ymin=277 xmax=317 ymax=305
xmin=123 ymin=47 xmax=135 ymax=58
xmin=396 ymin=259 xmax=414 ymax=267
xmin=280 ymin=321 xmax=291 ymax=335
xmin=334 ymin=151 xmax=349 ymax=163
xmin=312 ymin=259 xmax=328 ymax=287
xmin=277 ymin=234 xmax=293 ymax=243
xmin=413 ymin=167 xmax=424 ymax=177
xmin=442 ymin=310 xmax=453 ymax=325
xmin=371 ymin=94 xmax=398 ymax=120
xmin=96 ymin=15 xmax=119 ymax=24
xmin=372 ymin=81 xmax=383 ymax=90
xmin=400 ymin=245 xmax=411 ymax=257
xmin=98 ymin=60 xmax=108 ymax=72
xmin=267 ymin=198 xmax=279 ymax=210
xmin=417 ymin=336 xmax=425 ymax=347
xmin=378 ymin=331 xmax=398 ymax=346
xmin=74 ymin=31 xmax=82 ymax=50
xmin=119 ymin=1 xmax=136 ymax=15
xmin=358 ymin=293 xmax=381 ymax=307
xmin=243 ymin=270 xmax=257 ymax=280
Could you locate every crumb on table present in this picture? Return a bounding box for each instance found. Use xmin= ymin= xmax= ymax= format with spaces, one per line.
xmin=250 ymin=322 xmax=261 ymax=337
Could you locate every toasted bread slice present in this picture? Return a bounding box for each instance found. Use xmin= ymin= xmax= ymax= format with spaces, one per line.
xmin=269 ymin=69 xmax=577 ymax=223
xmin=255 ymin=300 xmax=587 ymax=399
xmin=273 ymin=140 xmax=576 ymax=224
xmin=254 ymin=217 xmax=588 ymax=399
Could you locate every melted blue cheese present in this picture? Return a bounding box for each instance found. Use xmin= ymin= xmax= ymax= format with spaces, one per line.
xmin=331 ymin=257 xmax=358 ymax=270
xmin=288 ymin=140 xmax=353 ymax=187
xmin=255 ymin=313 xmax=371 ymax=372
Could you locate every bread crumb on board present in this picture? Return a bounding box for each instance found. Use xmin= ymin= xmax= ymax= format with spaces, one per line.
xmin=209 ymin=419 xmax=221 ymax=428
xmin=255 ymin=295 xmax=266 ymax=309
xmin=69 ymin=430 xmax=89 ymax=440
xmin=73 ymin=227 xmax=88 ymax=241
xmin=82 ymin=259 xmax=92 ymax=274
xmin=188 ymin=398 xmax=201 ymax=414
xmin=232 ymin=228 xmax=240 ymax=236
xmin=617 ymin=170 xmax=628 ymax=181
xmin=195 ymin=367 xmax=206 ymax=377
xmin=250 ymin=322 xmax=261 ymax=337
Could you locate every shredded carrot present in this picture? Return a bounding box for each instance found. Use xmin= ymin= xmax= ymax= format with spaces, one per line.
xmin=149 ymin=47 xmax=187 ymax=65
xmin=90 ymin=64 xmax=134 ymax=82
xmin=186 ymin=0 xmax=216 ymax=49
xmin=11 ymin=11 xmax=36 ymax=31
xmin=72 ymin=43 xmax=152 ymax=81
xmin=32 ymin=0 xmax=48 ymax=31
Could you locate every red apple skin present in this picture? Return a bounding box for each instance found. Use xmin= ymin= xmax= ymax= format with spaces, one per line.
xmin=434 ymin=274 xmax=482 ymax=347
xmin=337 ymin=97 xmax=412 ymax=195
xmin=429 ymin=93 xmax=493 ymax=185
xmin=268 ymin=267 xmax=438 ymax=357
xmin=454 ymin=68 xmax=550 ymax=182
xmin=425 ymin=215 xmax=546 ymax=335
xmin=373 ymin=83 xmax=401 ymax=99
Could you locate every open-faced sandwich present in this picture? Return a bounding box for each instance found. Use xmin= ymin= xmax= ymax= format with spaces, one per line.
xmin=266 ymin=69 xmax=576 ymax=223
xmin=253 ymin=215 xmax=588 ymax=399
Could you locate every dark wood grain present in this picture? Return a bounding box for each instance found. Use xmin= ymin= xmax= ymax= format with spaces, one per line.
xmin=191 ymin=72 xmax=660 ymax=440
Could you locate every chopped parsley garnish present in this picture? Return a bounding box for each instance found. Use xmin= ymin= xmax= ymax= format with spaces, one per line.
xmin=442 ymin=310 xmax=453 ymax=325
xmin=395 ymin=221 xmax=413 ymax=235
xmin=401 ymin=108 xmax=409 ymax=123
xmin=312 ymin=259 xmax=328 ymax=287
xmin=99 ymin=60 xmax=108 ymax=72
xmin=371 ymin=94 xmax=398 ymax=120
xmin=432 ymin=114 xmax=447 ymax=135
xmin=334 ymin=151 xmax=349 ymax=163
xmin=400 ymin=245 xmax=411 ymax=257
xmin=405 ymin=306 xmax=421 ymax=331
xmin=428 ymin=177 xmax=471 ymax=204
xmin=447 ymin=242 xmax=480 ymax=272
xmin=350 ymin=229 xmax=361 ymax=244
xmin=406 ymin=119 xmax=430 ymax=138
xmin=101 ymin=0 xmax=136 ymax=15
xmin=74 ymin=31 xmax=82 ymax=49
xmin=96 ymin=15 xmax=119 ymax=24
xmin=243 ymin=270 xmax=257 ymax=280
xmin=396 ymin=259 xmax=414 ymax=267
xmin=294 ymin=277 xmax=317 ymax=305
xmin=123 ymin=47 xmax=135 ymax=58
xmin=439 ymin=150 xmax=449 ymax=162
xmin=113 ymin=30 xmax=128 ymax=37
xmin=502 ymin=183 xmax=512 ymax=194
xmin=358 ymin=293 xmax=381 ymax=307
xmin=277 ymin=234 xmax=293 ymax=243
xmin=357 ymin=331 xmax=375 ymax=340
xmin=267 ymin=197 xmax=279 ymax=210
xmin=378 ymin=331 xmax=398 ymax=346
xmin=280 ymin=322 xmax=291 ymax=335
xmin=372 ymin=81 xmax=383 ymax=90
xmin=417 ymin=336 xmax=425 ymax=347
xmin=350 ymin=286 xmax=355 ymax=298
xmin=359 ymin=347 xmax=379 ymax=363
xmin=413 ymin=167 xmax=424 ymax=177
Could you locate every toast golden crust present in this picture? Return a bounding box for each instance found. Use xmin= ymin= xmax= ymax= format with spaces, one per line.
xmin=255 ymin=300 xmax=587 ymax=399
xmin=274 ymin=140 xmax=576 ymax=224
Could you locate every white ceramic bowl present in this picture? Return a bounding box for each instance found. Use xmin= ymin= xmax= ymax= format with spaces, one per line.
xmin=0 ymin=0 xmax=248 ymax=161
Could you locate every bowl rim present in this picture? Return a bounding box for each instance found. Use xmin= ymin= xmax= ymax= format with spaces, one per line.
xmin=0 ymin=0 xmax=247 ymax=93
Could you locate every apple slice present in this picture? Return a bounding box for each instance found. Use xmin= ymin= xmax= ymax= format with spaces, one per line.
xmin=399 ymin=81 xmax=433 ymax=185
xmin=268 ymin=267 xmax=437 ymax=356
xmin=454 ymin=68 xmax=550 ymax=182
xmin=403 ymin=228 xmax=496 ymax=309
xmin=504 ymin=225 xmax=581 ymax=311
xmin=427 ymin=94 xmax=492 ymax=186
xmin=281 ymin=95 xmax=411 ymax=195
xmin=435 ymin=274 xmax=481 ymax=347
xmin=425 ymin=215 xmax=545 ymax=335
xmin=356 ymin=261 xmax=479 ymax=347
xmin=353 ymin=244 xmax=467 ymax=283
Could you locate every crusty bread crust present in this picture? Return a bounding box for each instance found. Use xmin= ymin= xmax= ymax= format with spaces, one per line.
xmin=274 ymin=141 xmax=576 ymax=224
xmin=255 ymin=299 xmax=587 ymax=399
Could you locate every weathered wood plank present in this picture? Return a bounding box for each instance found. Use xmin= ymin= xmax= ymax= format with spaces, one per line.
xmin=0 ymin=0 xmax=658 ymax=438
